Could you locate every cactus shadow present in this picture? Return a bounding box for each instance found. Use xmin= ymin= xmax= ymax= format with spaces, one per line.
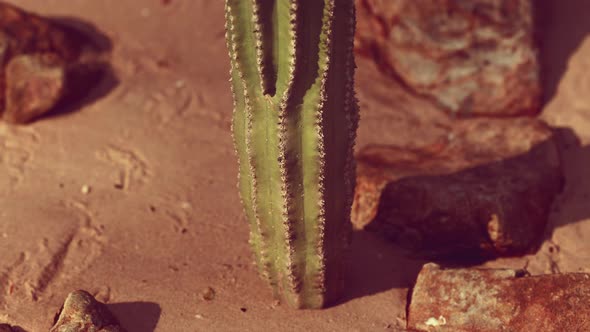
xmin=40 ymin=16 xmax=119 ymax=121
xmin=535 ymin=0 xmax=590 ymax=104
xmin=107 ymin=301 xmax=161 ymax=332
xmin=336 ymin=230 xmax=427 ymax=305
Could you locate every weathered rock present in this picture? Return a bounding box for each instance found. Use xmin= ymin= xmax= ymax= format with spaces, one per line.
xmin=4 ymin=54 xmax=66 ymax=123
xmin=0 ymin=2 xmax=107 ymax=124
xmin=352 ymin=118 xmax=563 ymax=258
xmin=51 ymin=290 xmax=125 ymax=332
xmin=0 ymin=324 xmax=14 ymax=332
xmin=354 ymin=0 xmax=541 ymax=116
xmin=408 ymin=263 xmax=590 ymax=332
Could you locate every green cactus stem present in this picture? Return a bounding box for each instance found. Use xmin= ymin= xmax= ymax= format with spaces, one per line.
xmin=224 ymin=0 xmax=358 ymax=309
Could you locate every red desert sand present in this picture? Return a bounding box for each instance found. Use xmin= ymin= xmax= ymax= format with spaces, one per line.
xmin=0 ymin=1 xmax=590 ymax=331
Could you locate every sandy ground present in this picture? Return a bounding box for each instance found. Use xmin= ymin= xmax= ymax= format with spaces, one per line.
xmin=0 ymin=1 xmax=589 ymax=331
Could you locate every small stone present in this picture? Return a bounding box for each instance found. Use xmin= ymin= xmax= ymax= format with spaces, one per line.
xmin=407 ymin=263 xmax=590 ymax=331
xmin=355 ymin=0 xmax=541 ymax=116
xmin=140 ymin=8 xmax=151 ymax=18
xmin=50 ymin=290 xmax=126 ymax=332
xmin=175 ymin=80 xmax=186 ymax=89
xmin=352 ymin=118 xmax=563 ymax=258
xmin=81 ymin=185 xmax=91 ymax=195
xmin=201 ymin=287 xmax=216 ymax=301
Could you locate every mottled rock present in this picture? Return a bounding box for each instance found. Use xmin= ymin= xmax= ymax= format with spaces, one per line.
xmin=352 ymin=118 xmax=563 ymax=258
xmin=4 ymin=54 xmax=66 ymax=123
xmin=0 ymin=2 xmax=107 ymax=124
xmin=408 ymin=263 xmax=590 ymax=332
xmin=51 ymin=290 xmax=125 ymax=332
xmin=355 ymin=0 xmax=541 ymax=116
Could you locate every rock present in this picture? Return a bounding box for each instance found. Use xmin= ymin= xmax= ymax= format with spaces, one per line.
xmin=0 ymin=325 xmax=23 ymax=332
xmin=201 ymin=287 xmax=216 ymax=301
xmin=352 ymin=118 xmax=563 ymax=259
xmin=407 ymin=263 xmax=590 ymax=332
xmin=3 ymin=54 xmax=66 ymax=124
xmin=0 ymin=2 xmax=108 ymax=124
xmin=0 ymin=324 xmax=14 ymax=332
xmin=354 ymin=0 xmax=541 ymax=116
xmin=50 ymin=290 xmax=126 ymax=332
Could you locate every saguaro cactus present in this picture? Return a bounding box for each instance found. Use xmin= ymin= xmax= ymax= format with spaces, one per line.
xmin=224 ymin=0 xmax=358 ymax=309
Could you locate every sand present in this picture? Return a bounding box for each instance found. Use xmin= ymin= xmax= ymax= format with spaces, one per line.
xmin=0 ymin=1 xmax=589 ymax=331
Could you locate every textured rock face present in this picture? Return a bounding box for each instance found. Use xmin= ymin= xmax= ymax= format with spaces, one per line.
xmin=352 ymin=118 xmax=563 ymax=258
xmin=355 ymin=0 xmax=541 ymax=116
xmin=50 ymin=290 xmax=125 ymax=332
xmin=4 ymin=54 xmax=66 ymax=123
xmin=408 ymin=263 xmax=590 ymax=332
xmin=0 ymin=2 xmax=105 ymax=124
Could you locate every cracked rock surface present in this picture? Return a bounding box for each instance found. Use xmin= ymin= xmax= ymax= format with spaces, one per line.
xmin=355 ymin=0 xmax=541 ymax=116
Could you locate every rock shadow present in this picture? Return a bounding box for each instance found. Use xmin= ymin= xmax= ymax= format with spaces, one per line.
xmin=40 ymin=16 xmax=118 ymax=120
xmin=535 ymin=0 xmax=590 ymax=104
xmin=340 ymin=127 xmax=590 ymax=304
xmin=334 ymin=230 xmax=426 ymax=306
xmin=108 ymin=301 xmax=161 ymax=332
xmin=543 ymin=127 xmax=590 ymax=240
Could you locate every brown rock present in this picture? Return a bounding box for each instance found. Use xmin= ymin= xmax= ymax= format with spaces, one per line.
xmin=0 ymin=325 xmax=23 ymax=332
xmin=407 ymin=263 xmax=590 ymax=332
xmin=0 ymin=2 xmax=107 ymax=124
xmin=3 ymin=53 xmax=66 ymax=124
xmin=51 ymin=290 xmax=126 ymax=332
xmin=0 ymin=324 xmax=14 ymax=332
xmin=352 ymin=118 xmax=563 ymax=258
xmin=355 ymin=0 xmax=541 ymax=116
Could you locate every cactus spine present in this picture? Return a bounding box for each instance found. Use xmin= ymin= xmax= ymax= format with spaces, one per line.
xmin=224 ymin=0 xmax=358 ymax=309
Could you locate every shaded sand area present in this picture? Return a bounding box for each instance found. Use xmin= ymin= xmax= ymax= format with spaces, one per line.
xmin=0 ymin=1 xmax=589 ymax=331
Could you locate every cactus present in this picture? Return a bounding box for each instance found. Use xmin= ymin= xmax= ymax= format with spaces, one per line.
xmin=224 ymin=0 xmax=358 ymax=309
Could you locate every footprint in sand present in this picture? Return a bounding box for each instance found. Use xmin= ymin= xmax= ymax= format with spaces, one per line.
xmin=0 ymin=201 xmax=106 ymax=304
xmin=145 ymin=83 xmax=194 ymax=127
xmin=96 ymin=145 xmax=151 ymax=191
xmin=151 ymin=196 xmax=193 ymax=235
xmin=0 ymin=124 xmax=38 ymax=192
xmin=163 ymin=202 xmax=191 ymax=235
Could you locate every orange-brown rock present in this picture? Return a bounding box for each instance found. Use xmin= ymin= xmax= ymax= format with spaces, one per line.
xmin=407 ymin=263 xmax=590 ymax=332
xmin=352 ymin=118 xmax=563 ymax=258
xmin=355 ymin=0 xmax=541 ymax=116
xmin=0 ymin=2 xmax=106 ymax=124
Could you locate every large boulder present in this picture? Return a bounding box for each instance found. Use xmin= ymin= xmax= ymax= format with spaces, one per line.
xmin=355 ymin=0 xmax=541 ymax=116
xmin=352 ymin=118 xmax=563 ymax=259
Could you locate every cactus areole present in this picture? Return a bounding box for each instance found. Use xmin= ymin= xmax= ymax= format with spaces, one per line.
xmin=224 ymin=0 xmax=358 ymax=309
